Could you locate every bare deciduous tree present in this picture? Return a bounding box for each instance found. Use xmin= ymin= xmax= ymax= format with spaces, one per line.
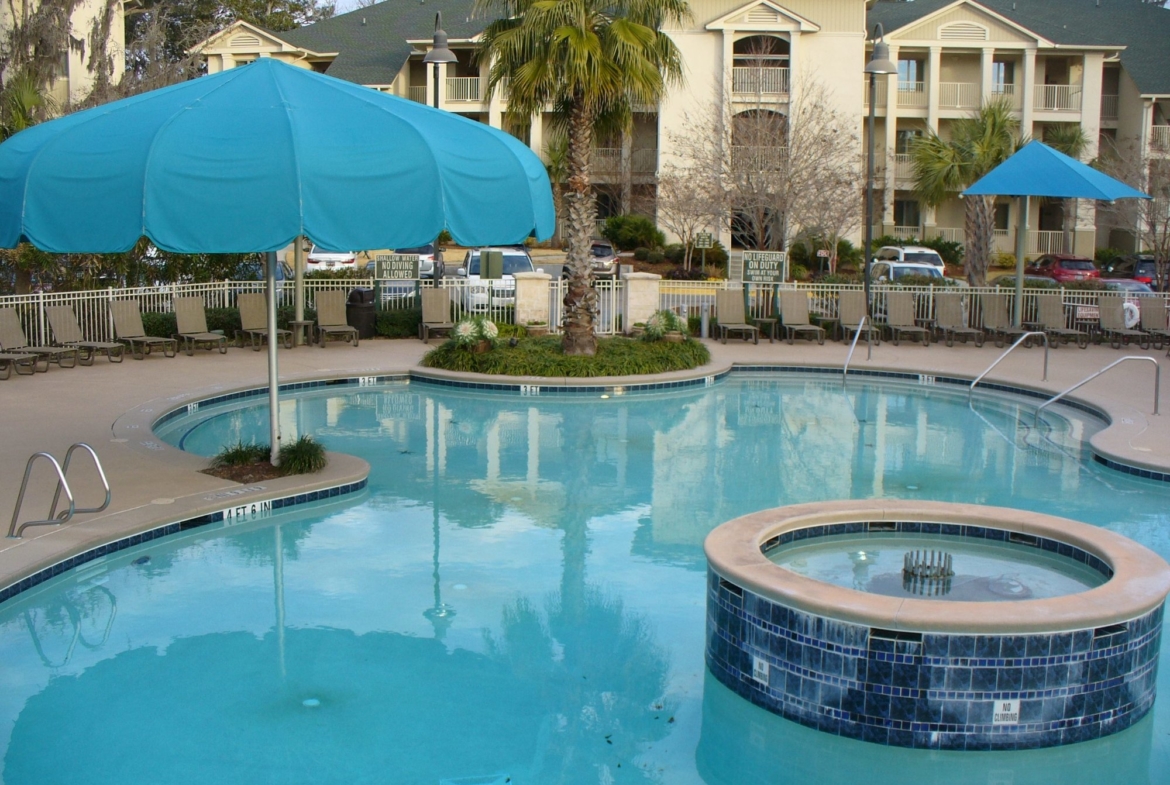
xmin=655 ymin=163 xmax=724 ymax=269
xmin=1098 ymin=139 xmax=1170 ymax=290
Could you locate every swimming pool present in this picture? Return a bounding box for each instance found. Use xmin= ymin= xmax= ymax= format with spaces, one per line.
xmin=1 ymin=374 xmax=1168 ymax=783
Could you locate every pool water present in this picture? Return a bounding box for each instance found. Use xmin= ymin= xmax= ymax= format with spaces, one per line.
xmin=2 ymin=374 xmax=1169 ymax=784
xmin=767 ymin=532 xmax=1107 ymax=601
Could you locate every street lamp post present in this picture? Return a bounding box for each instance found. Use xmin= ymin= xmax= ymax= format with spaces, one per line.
xmin=863 ymin=24 xmax=898 ymax=318
xmin=423 ymin=12 xmax=457 ymax=110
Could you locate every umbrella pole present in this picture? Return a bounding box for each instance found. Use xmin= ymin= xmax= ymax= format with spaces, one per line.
xmin=294 ymin=236 xmax=305 ymax=327
xmin=1013 ymin=194 xmax=1029 ymax=328
xmin=267 ymin=251 xmax=282 ymax=466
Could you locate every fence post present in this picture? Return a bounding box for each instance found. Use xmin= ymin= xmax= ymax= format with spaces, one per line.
xmin=622 ymin=272 xmax=661 ymax=334
xmin=107 ymin=287 xmax=115 ymax=342
xmin=513 ymin=271 xmax=552 ymax=330
xmin=36 ymin=290 xmax=45 ymax=345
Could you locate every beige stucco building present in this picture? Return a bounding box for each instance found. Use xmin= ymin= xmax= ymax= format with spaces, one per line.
xmin=194 ymin=0 xmax=1170 ymax=256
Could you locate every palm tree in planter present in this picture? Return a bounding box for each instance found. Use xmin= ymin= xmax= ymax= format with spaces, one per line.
xmin=910 ymin=98 xmax=1019 ymax=286
xmin=476 ymin=0 xmax=689 ymax=356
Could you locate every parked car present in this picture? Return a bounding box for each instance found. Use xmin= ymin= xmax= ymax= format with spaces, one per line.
xmin=1101 ymin=278 xmax=1155 ymax=295
xmin=232 ymin=258 xmax=292 ymax=294
xmin=873 ymin=246 xmax=947 ymax=276
xmin=1024 ymin=254 xmax=1099 ymax=283
xmin=306 ymin=244 xmax=357 ymax=273
xmin=871 ymin=261 xmax=945 ymax=284
xmin=455 ymin=248 xmax=544 ymax=310
xmin=589 ymin=240 xmax=618 ymax=279
xmin=1101 ymin=254 xmax=1161 ymax=291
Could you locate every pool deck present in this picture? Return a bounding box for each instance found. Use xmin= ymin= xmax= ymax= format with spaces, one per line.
xmin=1 ymin=335 xmax=1167 ymax=596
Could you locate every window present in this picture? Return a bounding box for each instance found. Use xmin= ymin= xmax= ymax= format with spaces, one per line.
xmin=994 ymin=204 xmax=1010 ymax=231
xmin=991 ymin=61 xmax=1015 ymax=91
xmin=896 ymin=129 xmax=921 ymax=155
xmin=898 ymin=59 xmax=924 ymax=87
xmin=894 ymin=200 xmax=920 ymax=228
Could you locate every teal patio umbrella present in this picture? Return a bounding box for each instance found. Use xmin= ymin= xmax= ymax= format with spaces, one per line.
xmin=0 ymin=58 xmax=555 ymax=462
xmin=962 ymin=140 xmax=1149 ymax=326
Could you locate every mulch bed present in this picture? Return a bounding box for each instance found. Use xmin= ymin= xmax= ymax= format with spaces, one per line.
xmin=202 ymin=462 xmax=286 ymax=484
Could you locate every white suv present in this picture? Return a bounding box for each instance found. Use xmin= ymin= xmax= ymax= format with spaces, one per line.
xmin=871 ymin=261 xmax=944 ymax=284
xmin=874 ymin=246 xmax=946 ymax=275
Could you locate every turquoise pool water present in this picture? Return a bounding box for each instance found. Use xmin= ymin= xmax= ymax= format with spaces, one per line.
xmin=2 ymin=374 xmax=1169 ymax=784
xmin=766 ymin=532 xmax=1107 ymax=601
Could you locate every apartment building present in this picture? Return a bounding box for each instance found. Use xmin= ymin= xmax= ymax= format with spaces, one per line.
xmin=0 ymin=0 xmax=125 ymax=107
xmin=193 ymin=0 xmax=1170 ymax=254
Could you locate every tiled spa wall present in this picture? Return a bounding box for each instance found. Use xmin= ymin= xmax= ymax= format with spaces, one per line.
xmin=706 ymin=568 xmax=1164 ymax=751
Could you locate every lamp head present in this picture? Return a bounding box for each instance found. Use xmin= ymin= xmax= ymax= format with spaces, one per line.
xmin=423 ymin=12 xmax=459 ymax=64
xmin=864 ymin=23 xmax=898 ymax=75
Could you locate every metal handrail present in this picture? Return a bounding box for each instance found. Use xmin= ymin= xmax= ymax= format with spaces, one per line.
xmin=49 ymin=443 xmax=110 ymax=520
xmin=969 ymin=332 xmax=1049 ymax=402
xmin=1035 ymin=356 xmax=1160 ymax=425
xmin=8 ymin=453 xmax=74 ymax=539
xmin=843 ymin=316 xmax=873 ymax=382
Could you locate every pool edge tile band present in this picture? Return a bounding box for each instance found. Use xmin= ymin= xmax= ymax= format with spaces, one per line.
xmin=0 ymin=478 xmax=369 ymax=607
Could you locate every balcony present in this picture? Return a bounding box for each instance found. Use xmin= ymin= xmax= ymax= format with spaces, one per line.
xmin=732 ymin=67 xmax=790 ymax=98
xmin=991 ymin=83 xmax=1021 ymax=110
xmin=891 ymin=226 xmax=919 ymax=239
xmin=591 ymin=148 xmax=658 ymax=175
xmin=408 ymin=86 xmax=426 ymax=104
xmin=897 ymin=81 xmax=927 ymax=109
xmin=862 ymin=79 xmax=888 ymax=108
xmin=894 ymin=153 xmax=914 ymax=181
xmin=1101 ymin=94 xmax=1119 ymax=121
xmin=446 ymin=77 xmax=483 ymax=102
xmin=731 ymin=145 xmax=788 ymax=172
xmin=1151 ymin=125 xmax=1170 ymax=154
xmin=1034 ymin=84 xmax=1082 ymax=112
xmin=938 ymin=82 xmax=979 ymax=110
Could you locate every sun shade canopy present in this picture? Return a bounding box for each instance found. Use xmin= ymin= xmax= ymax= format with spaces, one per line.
xmin=962 ymin=140 xmax=1150 ymax=201
xmin=0 ymin=58 xmax=555 ymax=254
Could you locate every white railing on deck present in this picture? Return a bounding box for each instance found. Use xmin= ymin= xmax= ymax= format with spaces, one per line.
xmin=1034 ymin=84 xmax=1082 ymax=112
xmin=863 ymin=79 xmax=888 ymax=108
xmin=1029 ymin=230 xmax=1065 ymax=255
xmin=891 ymin=226 xmax=920 ymax=239
xmin=897 ymin=82 xmax=927 ymax=108
xmin=991 ymin=83 xmax=1020 ymax=110
xmin=894 ymin=153 xmax=914 ymax=181
xmin=732 ymin=67 xmax=790 ymax=97
xmin=1151 ymin=126 xmax=1170 ymax=154
xmin=1101 ymin=94 xmax=1119 ymax=121
xmin=408 ymin=86 xmax=426 ymax=104
xmin=938 ymin=82 xmax=979 ymax=109
xmin=445 ymin=77 xmax=482 ymax=102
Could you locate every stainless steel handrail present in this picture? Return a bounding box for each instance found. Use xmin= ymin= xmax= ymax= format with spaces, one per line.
xmin=49 ymin=443 xmax=110 ymax=520
xmin=969 ymin=331 xmax=1049 ymax=402
xmin=843 ymin=316 xmax=873 ymax=383
xmin=1035 ymin=356 xmax=1160 ymax=425
xmin=8 ymin=453 xmax=74 ymax=539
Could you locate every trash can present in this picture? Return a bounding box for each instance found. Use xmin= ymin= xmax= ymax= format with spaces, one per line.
xmin=346 ymin=288 xmax=377 ymax=340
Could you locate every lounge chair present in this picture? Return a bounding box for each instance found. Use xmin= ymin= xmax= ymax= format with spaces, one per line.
xmin=980 ymin=294 xmax=1029 ymax=348
xmin=0 ymin=308 xmax=78 ymax=369
xmin=1035 ymin=295 xmax=1087 ymax=349
xmin=46 ymin=305 xmax=125 ymax=364
xmin=884 ymin=292 xmax=930 ymax=346
xmin=236 ymin=293 xmax=292 ymax=351
xmin=315 ymin=290 xmax=359 ymax=347
xmin=174 ymin=297 xmax=228 ymax=356
xmin=1098 ymin=295 xmax=1148 ymax=349
xmin=111 ymin=300 xmax=178 ymax=360
xmin=0 ymin=351 xmax=40 ymax=378
xmin=779 ymin=291 xmax=824 ymax=345
xmin=838 ymin=290 xmax=880 ymax=345
xmin=419 ymin=288 xmax=454 ymax=343
xmin=934 ymin=292 xmax=983 ymax=347
xmin=714 ymin=289 xmax=758 ymax=345
xmin=1139 ymin=297 xmax=1170 ymax=351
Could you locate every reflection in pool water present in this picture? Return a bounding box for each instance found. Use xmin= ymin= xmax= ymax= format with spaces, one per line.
xmin=2 ymin=375 xmax=1169 ymax=784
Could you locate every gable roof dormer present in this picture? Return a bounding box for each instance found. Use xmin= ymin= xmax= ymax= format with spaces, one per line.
xmin=706 ymin=0 xmax=821 ymax=33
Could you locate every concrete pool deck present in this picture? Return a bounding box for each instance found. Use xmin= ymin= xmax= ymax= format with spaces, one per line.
xmin=1 ymin=336 xmax=1167 ymax=597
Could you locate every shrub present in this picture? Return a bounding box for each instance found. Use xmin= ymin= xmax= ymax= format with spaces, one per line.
xmin=603 ymin=215 xmax=665 ymax=251
xmin=495 ymin=322 xmax=527 ymax=339
xmin=211 ymin=442 xmax=269 ymax=469
xmin=422 ymin=335 xmax=710 ymax=376
xmin=1095 ymin=247 xmax=1123 ymax=265
xmin=375 ymin=308 xmax=422 ymax=338
xmin=790 ymin=263 xmax=809 ymax=282
xmin=819 ymin=273 xmax=862 ymax=285
xmin=918 ymin=237 xmax=964 ymax=268
xmin=642 ymin=309 xmax=687 ymax=341
xmin=995 ymin=276 xmax=1058 ymax=289
xmin=701 ymin=240 xmax=729 ymax=270
xmin=437 ymin=229 xmax=453 ymax=245
xmin=141 ymin=311 xmax=177 ymax=338
xmin=664 ymin=267 xmax=707 ymax=281
xmin=664 ymin=243 xmax=686 ymax=264
xmin=278 ymin=435 xmax=327 ymax=474
xmin=633 ymin=247 xmax=650 ymax=261
xmin=646 ymin=249 xmax=665 ymax=264
xmin=992 ymin=252 xmax=1018 ymax=269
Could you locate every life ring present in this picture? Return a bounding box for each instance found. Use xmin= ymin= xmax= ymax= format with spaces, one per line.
xmin=1123 ymin=301 xmax=1140 ymax=330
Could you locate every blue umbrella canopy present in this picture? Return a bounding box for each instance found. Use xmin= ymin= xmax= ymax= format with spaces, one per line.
xmin=962 ymin=140 xmax=1150 ymax=201
xmin=0 ymin=58 xmax=555 ymax=253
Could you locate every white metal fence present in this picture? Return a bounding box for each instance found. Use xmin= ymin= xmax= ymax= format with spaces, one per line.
xmin=3 ymin=278 xmax=1168 ymax=346
xmin=1034 ymin=84 xmax=1082 ymax=112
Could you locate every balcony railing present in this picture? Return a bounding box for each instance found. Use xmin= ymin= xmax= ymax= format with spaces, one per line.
xmin=894 ymin=153 xmax=914 ymax=181
xmin=631 ymin=148 xmax=657 ymax=174
xmin=1151 ymin=125 xmax=1170 ymax=154
xmin=591 ymin=148 xmax=659 ymax=175
xmin=991 ymin=83 xmax=1021 ymax=109
xmin=1030 ymin=230 xmax=1065 ymax=254
xmin=897 ymin=81 xmax=927 ymax=108
xmin=731 ymin=145 xmax=788 ymax=172
xmin=1034 ymin=84 xmax=1082 ymax=112
xmin=931 ymin=227 xmax=964 ymax=243
xmin=938 ymin=82 xmax=979 ymax=110
xmin=445 ymin=77 xmax=482 ymax=102
xmin=732 ymin=67 xmax=790 ymax=97
xmin=891 ymin=225 xmax=920 ymax=239
xmin=862 ymin=79 xmax=888 ymax=108
xmin=1101 ymin=94 xmax=1119 ymax=121
xmin=408 ymin=86 xmax=426 ymax=104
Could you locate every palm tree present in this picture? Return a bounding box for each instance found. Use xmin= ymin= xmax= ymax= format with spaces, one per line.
xmin=1040 ymin=123 xmax=1090 ymax=254
xmin=910 ymin=98 xmax=1019 ymax=286
xmin=476 ymin=0 xmax=689 ymax=356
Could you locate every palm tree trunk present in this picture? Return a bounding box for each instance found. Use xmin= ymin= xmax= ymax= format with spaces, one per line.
xmin=562 ymin=99 xmax=599 ymax=356
xmin=965 ymin=195 xmax=995 ymax=286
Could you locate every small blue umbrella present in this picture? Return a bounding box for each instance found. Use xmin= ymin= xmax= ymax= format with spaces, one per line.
xmin=0 ymin=58 xmax=555 ymax=462
xmin=962 ymin=141 xmax=1149 ymax=326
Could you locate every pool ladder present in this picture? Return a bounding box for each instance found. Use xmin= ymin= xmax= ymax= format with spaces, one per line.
xmin=7 ymin=443 xmax=111 ymax=539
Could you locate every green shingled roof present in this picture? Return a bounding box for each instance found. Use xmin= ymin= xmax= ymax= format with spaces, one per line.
xmin=276 ymin=0 xmax=480 ymax=85
xmin=867 ymin=0 xmax=1170 ymax=96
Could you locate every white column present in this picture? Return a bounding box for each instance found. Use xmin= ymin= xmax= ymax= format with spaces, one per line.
xmin=927 ymin=46 xmax=941 ymax=132
xmin=1021 ymin=49 xmax=1037 ymax=138
xmin=529 ymin=112 xmax=544 ymax=158
xmin=622 ymin=272 xmax=662 ymax=332
xmin=787 ymin=32 xmax=800 ymax=107
xmin=980 ymin=47 xmax=995 ymax=101
xmin=882 ymin=44 xmax=900 ymax=231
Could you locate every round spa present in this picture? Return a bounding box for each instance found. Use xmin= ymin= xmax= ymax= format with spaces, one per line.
xmin=704 ymin=501 xmax=1170 ymax=751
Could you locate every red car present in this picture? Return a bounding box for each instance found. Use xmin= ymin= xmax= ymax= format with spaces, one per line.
xmin=1025 ymin=254 xmax=1099 ymax=283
